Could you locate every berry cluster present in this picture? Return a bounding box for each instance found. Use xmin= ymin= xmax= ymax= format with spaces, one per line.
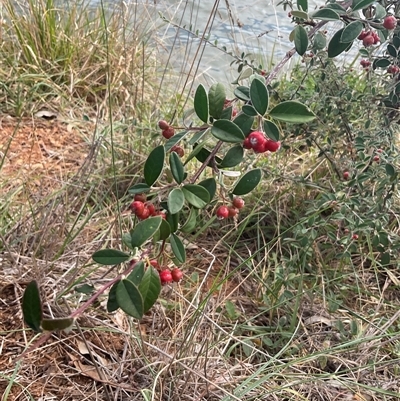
xmin=130 ymin=194 xmax=166 ymax=220
xmin=148 ymin=259 xmax=183 ymax=285
xmin=387 ymin=65 xmax=400 ymax=75
xmin=216 ymin=196 xmax=245 ymax=220
xmin=358 ymin=30 xmax=380 ymax=47
xmin=159 ymin=120 xmax=175 ymax=139
xmin=360 ymin=59 xmax=371 ymax=70
xmin=243 ymin=131 xmax=280 ymax=153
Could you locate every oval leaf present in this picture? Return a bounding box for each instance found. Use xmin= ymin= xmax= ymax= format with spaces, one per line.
xmin=219 ymin=145 xmax=244 ymax=168
xmin=139 ymin=267 xmax=161 ymax=313
xmin=211 ymin=119 xmax=245 ymax=143
xmin=386 ymin=163 xmax=396 ymax=177
xmin=107 ymin=281 xmax=120 ymax=312
xmin=328 ymin=28 xmax=352 ymax=58
xmin=116 ymin=279 xmax=143 ymax=319
xmin=130 ymin=216 xmax=162 ymax=248
xmin=22 ymin=280 xmax=42 ymax=332
xmin=92 ymin=249 xmax=130 ymax=265
xmin=126 ymin=261 xmax=145 ymax=285
xmin=311 ymin=8 xmax=340 ymax=21
xmin=180 ymin=207 xmax=199 ymax=233
xmin=233 ymin=114 xmax=254 ymax=136
xmin=234 ymin=86 xmax=250 ymax=101
xmin=182 ymin=184 xmax=210 ymax=208
xmin=166 ymin=210 xmax=179 ymax=232
xmin=158 ymin=218 xmax=171 ymax=241
xmin=297 ymin=0 xmax=308 ymax=12
xmin=293 ymin=25 xmax=308 ymax=56
xmin=208 ymin=83 xmax=226 ymax=119
xmin=168 ymin=188 xmax=185 ymax=215
xmin=313 ymin=32 xmax=327 ymax=51
xmin=250 ymin=78 xmax=269 ymax=115
xmin=128 ymin=183 xmax=150 ymax=195
xmin=269 ymin=101 xmax=316 ymax=123
xmin=194 ymin=84 xmax=209 ymax=123
xmin=263 ymin=120 xmax=280 ymax=141
xmin=352 ymin=0 xmax=375 ymax=11
xmin=198 ymin=177 xmax=217 ymax=200
xmin=340 ymin=21 xmax=363 ymax=43
xmin=232 ymin=169 xmax=262 ymax=195
xmin=144 ymin=145 xmax=165 ymax=186
xmin=170 ymin=233 xmax=186 ymax=263
xmin=170 ymin=151 xmax=185 ymax=184
xmin=41 ymin=318 xmax=74 ymax=332
xmin=242 ymin=105 xmax=258 ymax=116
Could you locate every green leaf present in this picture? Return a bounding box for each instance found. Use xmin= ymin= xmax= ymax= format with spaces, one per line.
xmin=194 ymin=84 xmax=209 ymax=123
xmin=291 ymin=10 xmax=308 ymax=19
xmin=218 ymin=145 xmax=244 ymax=168
xmin=130 ymin=216 xmax=162 ymax=248
xmin=250 ymin=78 xmax=269 ymax=115
xmin=352 ymin=0 xmax=375 ymax=12
xmin=170 ymin=233 xmax=186 ymax=263
xmin=22 ymin=280 xmax=42 ymax=332
xmin=293 ymin=25 xmax=309 ymax=56
xmin=193 ymin=146 xmax=222 ymax=165
xmin=208 ymin=83 xmax=226 ymax=119
xmin=233 ymin=114 xmax=254 ymax=136
xmin=166 ymin=210 xmax=179 ymax=232
xmin=144 ymin=145 xmax=165 ymax=186
xmin=263 ymin=120 xmax=280 ymax=141
xmin=385 ymin=163 xmax=396 ymax=177
xmin=269 ymin=101 xmax=316 ymax=123
xmin=340 ymin=21 xmax=363 ymax=43
xmin=180 ymin=207 xmax=199 ymax=233
xmin=107 ymin=281 xmax=120 ymax=312
xmin=242 ymin=105 xmax=258 ymax=116
xmin=198 ymin=177 xmax=217 ymax=200
xmin=328 ymin=28 xmax=353 ymax=58
xmin=158 ymin=218 xmax=171 ymax=241
xmin=116 ymin=279 xmax=144 ymax=319
xmin=311 ymin=8 xmax=340 ymax=21
xmin=139 ymin=267 xmax=161 ymax=313
xmin=232 ymin=169 xmax=262 ymax=195
xmin=182 ymin=184 xmax=210 ymax=208
xmin=374 ymin=3 xmax=386 ymax=19
xmin=128 ymin=183 xmax=150 ymax=195
xmin=373 ymin=58 xmax=391 ymax=69
xmin=92 ymin=249 xmax=130 ymax=265
xmin=220 ymin=106 xmax=233 ymax=120
xmin=41 ymin=318 xmax=74 ymax=332
xmin=211 ymin=119 xmax=245 ymax=143
xmin=164 ymin=131 xmax=189 ymax=152
xmin=234 ymin=86 xmax=250 ymax=101
xmin=75 ymin=284 xmax=95 ymax=295
xmin=169 ymin=151 xmax=185 ymax=184
xmin=126 ymin=261 xmax=145 ymax=285
xmin=387 ymin=44 xmax=397 ymax=57
xmin=168 ymin=188 xmax=185 ymax=214
xmin=313 ymin=32 xmax=327 ymax=51
xmin=297 ymin=0 xmax=308 ymax=12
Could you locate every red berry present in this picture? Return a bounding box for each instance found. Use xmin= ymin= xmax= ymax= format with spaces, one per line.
xmin=360 ymin=59 xmax=371 ymax=68
xmin=171 ymin=145 xmax=184 ymax=157
xmin=343 ymin=171 xmax=350 ymax=180
xmin=372 ymin=32 xmax=380 ymax=44
xmin=248 ymin=131 xmax=266 ymax=149
xmin=253 ymin=141 xmax=267 ymax=153
xmin=159 ymin=269 xmax=173 ymax=285
xmin=377 ymin=148 xmax=383 ymax=153
xmin=216 ymin=205 xmax=229 ymax=220
xmin=130 ymin=200 xmax=145 ymax=215
xmin=264 ymin=140 xmax=281 ymax=152
xmin=171 ymin=268 xmax=183 ymax=282
xmin=232 ymin=197 xmax=245 ymax=209
xmin=149 ymin=259 xmax=160 ymax=269
xmin=387 ymin=65 xmax=400 ymax=75
xmin=358 ymin=30 xmax=368 ymax=40
xmin=352 ymin=234 xmax=359 ymax=240
xmin=147 ymin=203 xmax=156 ymax=216
xmin=373 ymin=155 xmax=380 ymax=162
xmin=162 ymin=127 xmax=175 ymax=139
xmin=228 ymin=207 xmax=239 ymax=217
xmin=158 ymin=120 xmax=170 ymax=130
xmin=383 ymin=15 xmax=397 ymax=30
xmin=138 ymin=207 xmax=150 ymax=220
xmin=134 ymin=193 xmax=147 ymax=202
xmin=363 ymin=34 xmax=375 ymax=47
xmin=243 ymin=137 xmax=252 ymax=149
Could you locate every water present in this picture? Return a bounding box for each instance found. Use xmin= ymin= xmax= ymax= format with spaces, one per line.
xmin=129 ymin=0 xmax=324 ymax=84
